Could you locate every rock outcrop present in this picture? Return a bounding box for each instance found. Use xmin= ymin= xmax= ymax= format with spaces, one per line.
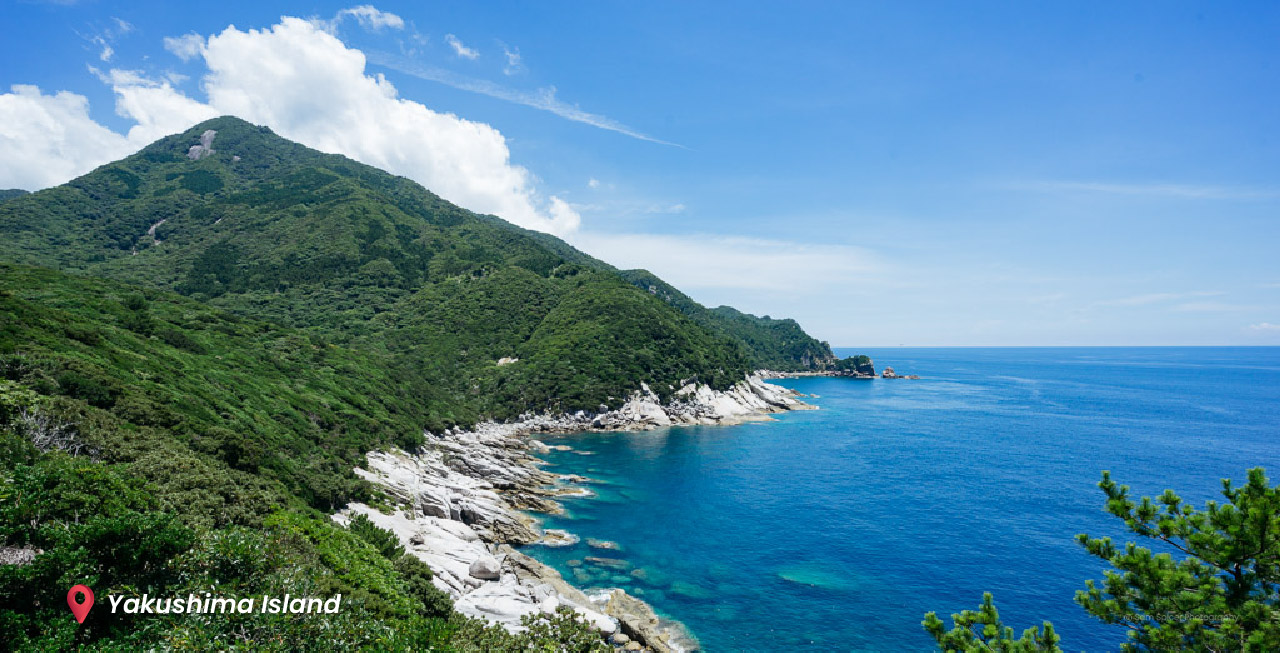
xmin=187 ymin=129 xmax=217 ymax=160
xmin=335 ymin=374 xmax=810 ymax=651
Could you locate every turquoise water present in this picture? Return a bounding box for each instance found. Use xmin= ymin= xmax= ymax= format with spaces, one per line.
xmin=524 ymin=348 xmax=1280 ymax=652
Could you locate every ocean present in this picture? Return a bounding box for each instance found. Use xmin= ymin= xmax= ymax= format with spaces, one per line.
xmin=524 ymin=347 xmax=1280 ymax=652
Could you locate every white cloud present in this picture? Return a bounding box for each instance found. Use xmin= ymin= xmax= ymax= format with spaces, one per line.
xmin=163 ymin=33 xmax=205 ymax=62
xmin=587 ymin=178 xmax=600 ymax=189
xmin=444 ymin=34 xmax=479 ymax=60
xmin=546 ymin=197 xmax=581 ymax=234
xmin=198 ymin=18 xmax=575 ymax=234
xmin=1248 ymin=322 xmax=1280 ymax=332
xmin=502 ymin=45 xmax=523 ymax=75
xmin=0 ymin=15 xmax=580 ymax=236
xmin=103 ymin=71 xmax=220 ymax=144
xmin=367 ymin=51 xmax=681 ymax=146
xmin=570 ymin=233 xmax=882 ymax=292
xmin=0 ymin=85 xmax=135 ymax=189
xmin=334 ymin=5 xmax=404 ymax=31
xmin=85 ymin=17 xmax=133 ymax=62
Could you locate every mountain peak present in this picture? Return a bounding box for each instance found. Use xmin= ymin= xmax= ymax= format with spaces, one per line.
xmin=135 ymin=115 xmax=300 ymax=165
xmin=0 ymin=120 xmax=835 ymax=396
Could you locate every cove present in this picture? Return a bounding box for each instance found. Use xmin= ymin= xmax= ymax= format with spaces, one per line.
xmin=525 ymin=347 xmax=1280 ymax=651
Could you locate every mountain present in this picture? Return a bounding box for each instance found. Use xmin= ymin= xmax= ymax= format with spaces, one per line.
xmin=0 ymin=189 xmax=27 ymax=204
xmin=0 ymin=117 xmax=833 ymax=428
xmin=0 ymin=116 xmax=850 ymax=650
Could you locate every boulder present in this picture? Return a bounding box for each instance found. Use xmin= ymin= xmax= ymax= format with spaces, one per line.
xmin=469 ymin=556 xmax=502 ymax=580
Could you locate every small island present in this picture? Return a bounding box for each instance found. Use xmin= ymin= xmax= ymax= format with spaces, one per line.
xmin=823 ymin=355 xmax=918 ymax=379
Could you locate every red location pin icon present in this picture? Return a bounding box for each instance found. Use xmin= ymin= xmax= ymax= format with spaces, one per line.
xmin=67 ymin=585 xmax=94 ymax=624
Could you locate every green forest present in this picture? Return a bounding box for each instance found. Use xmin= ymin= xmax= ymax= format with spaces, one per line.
xmin=0 ymin=117 xmax=853 ymax=650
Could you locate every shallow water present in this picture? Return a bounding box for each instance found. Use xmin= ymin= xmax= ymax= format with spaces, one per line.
xmin=524 ymin=347 xmax=1280 ymax=652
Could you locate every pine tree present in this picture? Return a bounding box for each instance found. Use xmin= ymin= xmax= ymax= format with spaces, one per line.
xmin=923 ymin=592 xmax=1061 ymax=652
xmin=1076 ymin=467 xmax=1280 ymax=651
xmin=925 ymin=468 xmax=1280 ymax=652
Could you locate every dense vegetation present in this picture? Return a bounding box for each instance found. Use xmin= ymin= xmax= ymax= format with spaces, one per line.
xmin=0 ymin=263 xmax=434 ymax=515
xmin=0 ymin=263 xmax=610 ymax=650
xmin=617 ymin=269 xmax=834 ymax=370
xmin=0 ymin=430 xmax=608 ymax=650
xmin=831 ymin=354 xmax=875 ymax=375
xmin=924 ymin=469 xmax=1280 ymax=652
xmin=0 ymin=189 xmax=28 ymax=204
xmin=0 ymin=118 xmax=835 ymax=421
xmin=0 ymin=117 xmax=847 ymax=649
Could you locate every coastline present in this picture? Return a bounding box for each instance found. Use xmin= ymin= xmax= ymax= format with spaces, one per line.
xmin=333 ymin=374 xmax=812 ymax=652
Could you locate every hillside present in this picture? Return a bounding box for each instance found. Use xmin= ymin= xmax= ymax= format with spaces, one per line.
xmin=619 ymin=269 xmax=835 ymax=370
xmin=0 ymin=263 xmax=432 ymax=515
xmin=0 ymin=117 xmax=833 ymax=425
xmin=0 ymin=117 xmax=847 ymax=650
xmin=0 ymin=263 xmax=622 ymax=650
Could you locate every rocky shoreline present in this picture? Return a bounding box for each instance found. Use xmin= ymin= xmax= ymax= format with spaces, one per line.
xmin=333 ymin=374 xmax=812 ymax=652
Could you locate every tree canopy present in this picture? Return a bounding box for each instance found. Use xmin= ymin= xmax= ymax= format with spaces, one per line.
xmin=925 ymin=468 xmax=1280 ymax=652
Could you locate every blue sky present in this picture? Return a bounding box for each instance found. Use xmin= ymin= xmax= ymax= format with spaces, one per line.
xmin=2 ymin=1 xmax=1278 ymax=346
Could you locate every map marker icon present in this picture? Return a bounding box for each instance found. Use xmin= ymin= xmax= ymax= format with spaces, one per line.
xmin=67 ymin=585 xmax=94 ymax=624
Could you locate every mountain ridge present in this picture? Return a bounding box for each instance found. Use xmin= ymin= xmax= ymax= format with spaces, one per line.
xmin=0 ymin=115 xmax=850 ymax=650
xmin=0 ymin=116 xmax=836 ymax=428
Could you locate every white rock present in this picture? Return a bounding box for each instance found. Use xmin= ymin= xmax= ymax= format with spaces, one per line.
xmin=334 ymin=372 xmax=807 ymax=650
xmin=470 ymin=556 xmax=502 ymax=580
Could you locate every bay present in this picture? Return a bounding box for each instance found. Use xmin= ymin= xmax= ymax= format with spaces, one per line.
xmin=525 ymin=347 xmax=1280 ymax=651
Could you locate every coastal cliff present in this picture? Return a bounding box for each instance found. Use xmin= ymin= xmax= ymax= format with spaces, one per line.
xmin=334 ymin=374 xmax=812 ymax=652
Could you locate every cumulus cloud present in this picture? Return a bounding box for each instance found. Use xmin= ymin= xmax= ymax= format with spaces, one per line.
xmin=102 ymin=71 xmax=220 ymax=144
xmin=445 ymin=34 xmax=479 ymax=59
xmin=0 ymin=15 xmax=579 ymax=236
xmin=163 ymin=33 xmax=205 ymax=61
xmin=198 ymin=18 xmax=575 ymax=233
xmin=0 ymin=85 xmax=135 ymax=189
xmin=587 ymin=178 xmax=600 ymax=189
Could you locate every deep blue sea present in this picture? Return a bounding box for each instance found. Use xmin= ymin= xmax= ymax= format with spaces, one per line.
xmin=524 ymin=348 xmax=1280 ymax=652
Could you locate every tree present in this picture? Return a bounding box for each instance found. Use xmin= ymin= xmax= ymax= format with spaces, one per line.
xmin=1076 ymin=467 xmax=1280 ymax=652
xmin=923 ymin=592 xmax=1061 ymax=652
xmin=925 ymin=468 xmax=1280 ymax=652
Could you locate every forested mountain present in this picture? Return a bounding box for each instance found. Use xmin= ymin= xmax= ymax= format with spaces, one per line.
xmin=0 ymin=116 xmax=841 ymax=650
xmin=0 ymin=117 xmax=832 ymax=425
